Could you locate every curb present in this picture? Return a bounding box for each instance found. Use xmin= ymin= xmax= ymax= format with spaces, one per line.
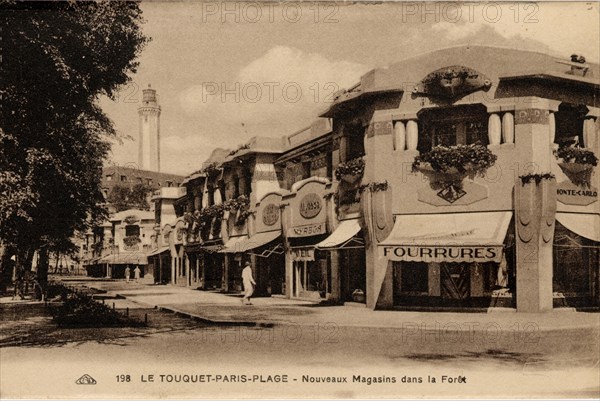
xmin=111 ymin=291 xmax=275 ymax=328
xmin=156 ymin=305 xmax=275 ymax=328
xmin=82 ymin=285 xmax=600 ymax=333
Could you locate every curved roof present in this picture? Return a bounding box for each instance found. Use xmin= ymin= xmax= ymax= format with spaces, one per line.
xmin=359 ymin=45 xmax=599 ymax=94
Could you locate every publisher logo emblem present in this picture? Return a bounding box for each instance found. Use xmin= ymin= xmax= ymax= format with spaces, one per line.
xmin=76 ymin=374 xmax=97 ymax=385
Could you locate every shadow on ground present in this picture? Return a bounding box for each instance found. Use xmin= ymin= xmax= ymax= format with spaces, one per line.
xmin=0 ymin=302 xmax=206 ymax=348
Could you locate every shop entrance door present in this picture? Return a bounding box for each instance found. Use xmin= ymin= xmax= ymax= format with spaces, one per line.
xmin=293 ymin=260 xmax=327 ymax=300
xmin=440 ymin=263 xmax=470 ymax=301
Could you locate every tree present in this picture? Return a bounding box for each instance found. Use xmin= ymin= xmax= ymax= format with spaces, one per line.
xmin=107 ymin=183 xmax=152 ymax=212
xmin=0 ymin=1 xmax=149 ymax=293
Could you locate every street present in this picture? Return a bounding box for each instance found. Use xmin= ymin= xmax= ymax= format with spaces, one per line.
xmin=2 ymin=280 xmax=599 ymax=399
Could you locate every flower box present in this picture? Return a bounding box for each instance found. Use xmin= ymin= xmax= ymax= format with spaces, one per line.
xmin=341 ymin=173 xmax=361 ymax=184
xmin=558 ymin=163 xmax=594 ymax=188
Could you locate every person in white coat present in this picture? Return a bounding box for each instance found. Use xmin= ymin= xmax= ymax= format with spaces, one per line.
xmin=241 ymin=261 xmax=256 ymax=305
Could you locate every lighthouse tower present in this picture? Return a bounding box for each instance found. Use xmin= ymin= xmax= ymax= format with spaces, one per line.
xmin=138 ymin=84 xmax=161 ymax=172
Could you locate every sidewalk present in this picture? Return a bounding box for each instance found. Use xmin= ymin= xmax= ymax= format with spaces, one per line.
xmin=70 ymin=279 xmax=600 ymax=332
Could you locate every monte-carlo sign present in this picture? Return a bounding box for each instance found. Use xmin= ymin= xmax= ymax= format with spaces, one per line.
xmin=556 ymin=181 xmax=598 ymax=206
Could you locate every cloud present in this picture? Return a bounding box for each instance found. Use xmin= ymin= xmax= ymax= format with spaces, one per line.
xmin=179 ymin=45 xmax=369 ymax=126
xmin=162 ymin=46 xmax=370 ymax=173
xmin=430 ymin=2 xmax=599 ymax=62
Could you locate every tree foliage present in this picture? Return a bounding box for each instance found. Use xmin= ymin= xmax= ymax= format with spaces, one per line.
xmin=0 ymin=1 xmax=149 ymax=289
xmin=107 ymin=184 xmax=152 ymax=212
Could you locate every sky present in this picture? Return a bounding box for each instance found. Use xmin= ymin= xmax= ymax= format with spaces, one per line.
xmin=100 ymin=1 xmax=600 ymax=176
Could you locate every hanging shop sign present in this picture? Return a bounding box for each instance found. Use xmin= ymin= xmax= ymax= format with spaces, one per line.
xmin=262 ymin=204 xmax=279 ymax=226
xmin=289 ymin=222 xmax=326 ymax=237
xmin=291 ymin=248 xmax=315 ymax=262
xmin=299 ymin=193 xmax=322 ymax=219
xmin=556 ymin=181 xmax=598 ymax=206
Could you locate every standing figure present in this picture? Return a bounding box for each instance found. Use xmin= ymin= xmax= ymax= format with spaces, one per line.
xmin=134 ymin=266 xmax=141 ymax=283
xmin=241 ymin=261 xmax=256 ymax=305
xmin=125 ymin=266 xmax=131 ymax=283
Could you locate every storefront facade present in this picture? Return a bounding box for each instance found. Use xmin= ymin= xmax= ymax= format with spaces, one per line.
xmin=246 ymin=192 xmax=286 ymax=296
xmin=282 ymin=177 xmax=333 ymax=300
xmin=320 ymin=45 xmax=599 ymax=312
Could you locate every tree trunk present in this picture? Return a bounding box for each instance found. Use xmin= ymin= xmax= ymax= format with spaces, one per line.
xmin=0 ymin=244 xmax=15 ymax=295
xmin=36 ymin=248 xmax=49 ymax=299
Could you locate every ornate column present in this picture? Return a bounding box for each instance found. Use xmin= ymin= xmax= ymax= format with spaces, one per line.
xmin=405 ymin=120 xmax=419 ymax=151
xmin=502 ymin=112 xmax=515 ymax=144
xmin=364 ymin=114 xmax=395 ymax=309
xmin=393 ymin=121 xmax=406 ymax=151
xmin=488 ymin=113 xmax=502 ymax=145
xmin=549 ymin=111 xmax=556 ymax=145
xmin=513 ymin=97 xmax=559 ymax=312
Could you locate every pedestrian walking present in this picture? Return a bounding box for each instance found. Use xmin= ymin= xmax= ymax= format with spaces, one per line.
xmin=241 ymin=261 xmax=256 ymax=305
xmin=134 ymin=266 xmax=141 ymax=283
xmin=125 ymin=266 xmax=131 ymax=283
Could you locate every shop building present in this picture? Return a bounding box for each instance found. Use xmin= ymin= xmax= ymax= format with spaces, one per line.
xmin=319 ymin=45 xmax=599 ymax=312
xmin=217 ymin=136 xmax=286 ymax=293
xmin=148 ymin=186 xmax=186 ymax=284
xmin=89 ymin=208 xmax=155 ymax=281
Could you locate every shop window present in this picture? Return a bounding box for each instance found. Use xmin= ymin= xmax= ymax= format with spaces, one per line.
xmin=553 ymin=222 xmax=599 ymax=301
xmin=125 ymin=225 xmax=140 ymax=237
xmin=418 ymin=105 xmax=489 ymax=153
xmin=397 ymin=262 xmax=429 ymax=295
xmin=554 ymin=103 xmax=587 ymax=147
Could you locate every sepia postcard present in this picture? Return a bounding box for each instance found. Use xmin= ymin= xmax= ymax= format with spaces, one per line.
xmin=1 ymin=0 xmax=599 ymax=399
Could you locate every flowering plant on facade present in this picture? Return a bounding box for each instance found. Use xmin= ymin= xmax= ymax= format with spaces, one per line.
xmin=199 ymin=204 xmax=224 ymax=225
xmin=519 ymin=173 xmax=555 ymax=186
xmin=123 ymin=235 xmax=141 ymax=247
xmin=555 ymin=147 xmax=598 ymax=166
xmin=222 ymin=195 xmax=249 ymax=212
xmin=201 ymin=162 xmax=222 ymax=178
xmin=359 ymin=181 xmax=388 ymax=193
xmin=555 ymin=147 xmax=598 ymax=187
xmin=223 ymin=195 xmax=252 ymax=226
xmin=412 ymin=144 xmax=497 ymax=190
xmin=334 ymin=157 xmax=365 ymax=182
